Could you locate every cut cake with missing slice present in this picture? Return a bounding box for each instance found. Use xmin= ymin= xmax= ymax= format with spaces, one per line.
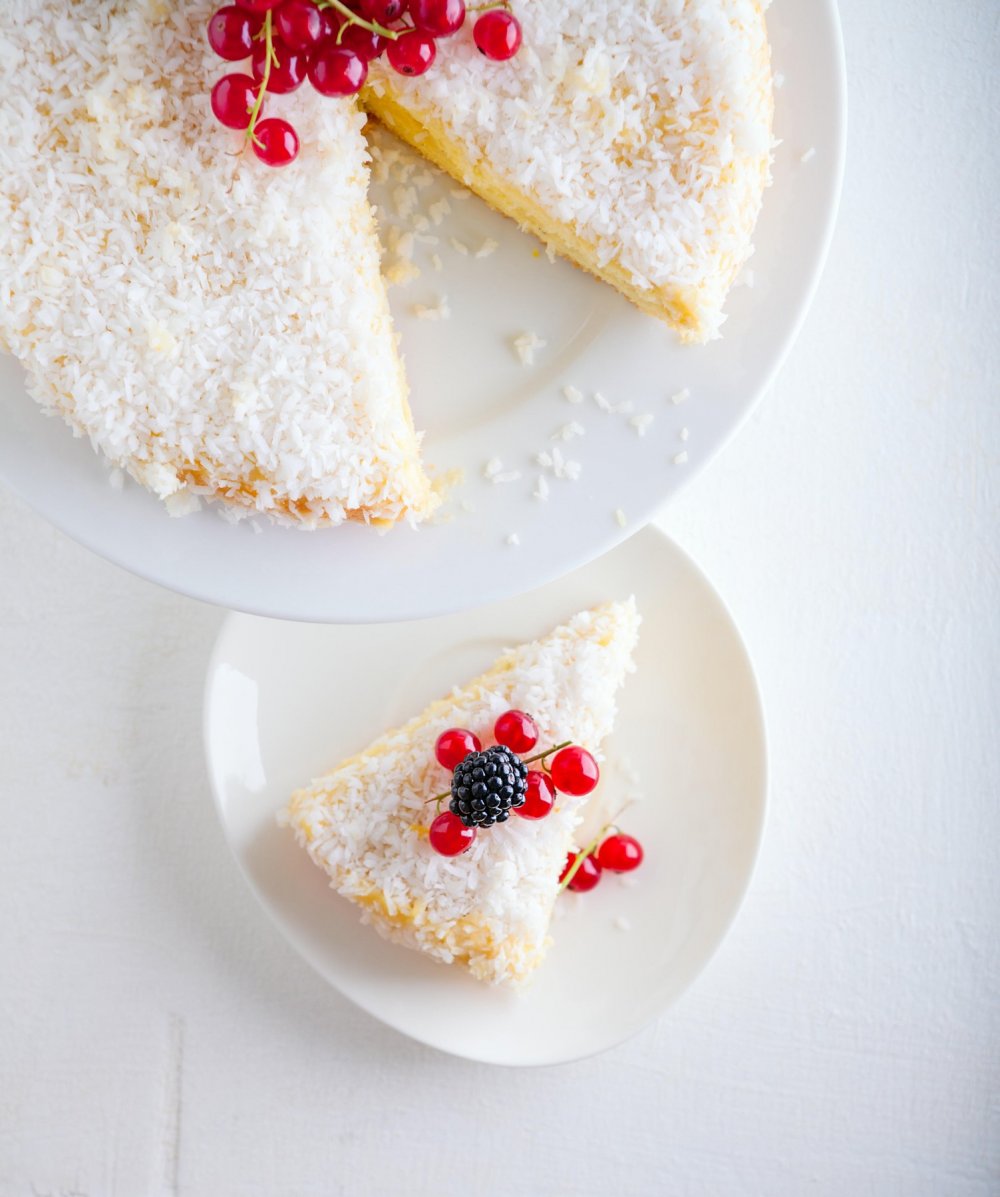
xmin=281 ymin=599 xmax=640 ymax=985
xmin=0 ymin=0 xmax=438 ymax=527
xmin=364 ymin=0 xmax=774 ymax=342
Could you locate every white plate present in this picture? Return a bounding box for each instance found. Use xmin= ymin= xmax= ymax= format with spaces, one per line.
xmin=203 ymin=529 xmax=767 ymax=1064
xmin=0 ymin=2 xmax=845 ymax=623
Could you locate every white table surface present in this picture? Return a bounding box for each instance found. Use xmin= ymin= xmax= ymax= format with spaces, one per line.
xmin=2 ymin=1 xmax=998 ymax=1192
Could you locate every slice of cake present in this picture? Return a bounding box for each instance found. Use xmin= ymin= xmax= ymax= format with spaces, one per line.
xmin=364 ymin=0 xmax=774 ymax=342
xmin=0 ymin=0 xmax=438 ymax=527
xmin=281 ymin=599 xmax=640 ymax=985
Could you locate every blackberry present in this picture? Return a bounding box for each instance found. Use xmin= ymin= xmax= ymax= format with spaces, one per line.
xmin=449 ymin=744 xmax=528 ymax=828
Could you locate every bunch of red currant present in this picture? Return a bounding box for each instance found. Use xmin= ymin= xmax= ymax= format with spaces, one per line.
xmin=558 ymin=828 xmax=644 ymax=894
xmin=207 ymin=0 xmax=523 ymax=166
xmin=427 ymin=709 xmax=601 ymax=856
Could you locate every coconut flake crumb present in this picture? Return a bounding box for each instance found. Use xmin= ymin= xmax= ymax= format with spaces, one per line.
xmin=800 ymin=146 xmax=816 ymax=164
xmin=670 ymin=388 xmax=691 ymax=406
xmin=673 ymin=451 xmax=689 ymax=465
xmin=505 ymin=532 xmax=521 ymax=547
xmin=512 ymin=331 xmax=546 ymax=366
xmin=412 ymin=296 xmax=451 ymax=320
xmin=449 ymin=237 xmax=470 ymax=256
xmin=533 ymin=475 xmax=550 ymax=502
xmin=562 ymin=384 xmax=584 ymax=404
xmin=614 ymin=507 xmax=627 ymax=528
xmin=613 ymin=915 xmax=632 ymax=932
xmin=449 ymin=187 xmax=472 ymax=201
xmin=428 ymin=198 xmax=451 ymax=225
xmin=552 ymin=421 xmax=585 ymax=442
xmin=483 ymin=457 xmax=521 ymax=484
xmin=630 ymin=413 xmax=654 ymax=437
xmin=430 ymin=253 xmax=444 ymax=273
xmin=392 ymin=185 xmax=418 ymax=219
xmin=534 ymin=446 xmax=580 ymax=481
xmin=679 ymin=426 xmax=690 ymax=442
xmin=386 ymin=227 xmax=415 ymax=260
xmin=774 ymin=71 xmax=786 ymax=89
xmin=595 ymin=392 xmax=634 ymax=415
xmin=475 ymin=238 xmax=499 ymax=259
xmin=164 ymin=490 xmax=201 ymax=518
xmin=386 ymin=258 xmax=421 ymax=287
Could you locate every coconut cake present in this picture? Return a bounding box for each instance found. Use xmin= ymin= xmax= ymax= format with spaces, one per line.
xmin=365 ymin=0 xmax=774 ymax=342
xmin=0 ymin=0 xmax=438 ymax=527
xmin=281 ymin=599 xmax=641 ymax=985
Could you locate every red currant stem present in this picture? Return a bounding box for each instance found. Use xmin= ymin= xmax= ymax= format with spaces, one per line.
xmin=522 ymin=740 xmax=571 ymax=769
xmin=244 ymin=10 xmax=273 ymax=151
xmin=423 ymin=740 xmax=571 ymax=805
xmin=557 ymin=800 xmax=636 ymax=893
xmin=558 ymin=827 xmax=606 ymax=892
xmin=318 ymin=0 xmax=401 ymax=41
xmin=466 ymin=1 xmax=512 ymax=11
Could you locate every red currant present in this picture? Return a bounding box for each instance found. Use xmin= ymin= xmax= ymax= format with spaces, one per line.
xmin=211 ymin=73 xmax=260 ymax=128
xmin=548 ymin=746 xmax=599 ymax=796
xmin=235 ymin=0 xmax=284 ymax=11
xmin=308 ymin=42 xmax=368 ymax=95
xmin=493 ymin=709 xmax=538 ymax=754
xmin=251 ymin=117 xmax=299 ymax=165
xmin=473 ymin=9 xmax=521 ymax=60
xmin=559 ymin=851 xmax=602 ymax=893
xmin=339 ymin=23 xmax=386 ymax=60
xmin=252 ymin=36 xmax=307 ymax=92
xmin=514 ymin=770 xmax=555 ymax=819
xmin=275 ymin=0 xmax=331 ymax=50
xmin=429 ymin=811 xmax=476 ymax=856
xmin=359 ymin=0 xmax=406 ymax=20
xmin=410 ymin=0 xmax=465 ymax=37
xmin=207 ymin=6 xmax=261 ymax=59
xmin=386 ymin=29 xmax=436 ymax=76
xmin=434 ymin=727 xmax=482 ymax=770
xmin=596 ymin=833 xmax=644 ymax=873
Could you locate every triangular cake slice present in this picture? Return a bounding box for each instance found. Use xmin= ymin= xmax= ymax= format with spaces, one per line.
xmin=281 ymin=599 xmax=640 ymax=985
xmin=0 ymin=0 xmax=437 ymax=527
xmin=364 ymin=0 xmax=773 ymax=342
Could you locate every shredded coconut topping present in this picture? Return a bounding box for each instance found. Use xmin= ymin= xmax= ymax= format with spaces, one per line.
xmin=367 ymin=0 xmax=774 ymax=340
xmin=0 ymin=0 xmax=436 ymax=527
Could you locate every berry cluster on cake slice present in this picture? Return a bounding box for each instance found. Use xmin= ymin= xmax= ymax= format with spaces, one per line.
xmin=0 ymin=0 xmax=438 ymax=527
xmin=280 ymin=599 xmax=640 ymax=985
xmin=363 ymin=0 xmax=774 ymax=341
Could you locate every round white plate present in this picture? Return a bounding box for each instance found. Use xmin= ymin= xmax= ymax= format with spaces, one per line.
xmin=0 ymin=2 xmax=844 ymax=622
xmin=204 ymin=529 xmax=767 ymax=1064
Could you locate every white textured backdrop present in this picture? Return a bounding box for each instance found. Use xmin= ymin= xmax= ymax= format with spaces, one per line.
xmin=1 ymin=0 xmax=998 ymax=1193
